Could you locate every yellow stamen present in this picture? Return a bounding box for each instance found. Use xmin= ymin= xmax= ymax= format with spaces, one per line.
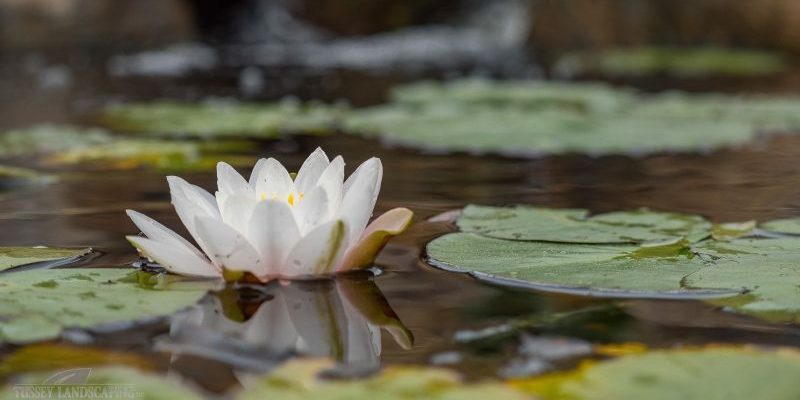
xmin=287 ymin=193 xmax=295 ymax=206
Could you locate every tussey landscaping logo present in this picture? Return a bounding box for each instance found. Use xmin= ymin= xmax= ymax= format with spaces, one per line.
xmin=12 ymin=368 xmax=143 ymax=399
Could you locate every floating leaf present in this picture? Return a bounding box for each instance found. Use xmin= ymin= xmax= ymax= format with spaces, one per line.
xmin=554 ymin=46 xmax=789 ymax=77
xmin=686 ymin=238 xmax=800 ymax=323
xmin=1 ymin=366 xmax=203 ymax=400
xmin=710 ymin=221 xmax=756 ymax=241
xmin=0 ymin=268 xmax=214 ymax=343
xmin=428 ymin=205 xmax=800 ymax=321
xmin=457 ymin=205 xmax=710 ymax=244
xmin=0 ymin=344 xmax=151 ymax=378
xmin=427 ymin=232 xmax=713 ymax=296
xmin=103 ymin=101 xmax=341 ymax=138
xmin=0 ymin=125 xmax=112 ymax=158
xmin=0 ymin=247 xmax=90 ymax=272
xmin=0 ymin=165 xmax=54 ymax=190
xmin=761 ymin=218 xmax=800 ymax=235
xmin=344 ymin=79 xmax=800 ymax=156
xmin=236 ymin=358 xmax=529 ymax=400
xmin=513 ymin=347 xmax=800 ymax=400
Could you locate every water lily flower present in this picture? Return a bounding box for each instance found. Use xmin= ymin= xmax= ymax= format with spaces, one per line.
xmin=125 ymin=148 xmax=413 ymax=281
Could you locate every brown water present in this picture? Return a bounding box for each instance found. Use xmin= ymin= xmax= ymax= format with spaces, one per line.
xmin=2 ymin=61 xmax=800 ymax=393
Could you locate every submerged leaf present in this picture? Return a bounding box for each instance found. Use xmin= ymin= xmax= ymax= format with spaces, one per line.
xmin=0 ymin=344 xmax=151 ymax=378
xmin=710 ymin=221 xmax=756 ymax=241
xmin=0 ymin=268 xmax=214 ymax=343
xmin=236 ymin=358 xmax=529 ymax=400
xmin=513 ymin=347 xmax=800 ymax=400
xmin=0 ymin=247 xmax=91 ymax=272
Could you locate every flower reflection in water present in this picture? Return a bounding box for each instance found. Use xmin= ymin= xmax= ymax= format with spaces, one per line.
xmin=160 ymin=272 xmax=412 ymax=373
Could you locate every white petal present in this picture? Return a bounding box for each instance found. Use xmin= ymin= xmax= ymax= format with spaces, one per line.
xmin=315 ymin=155 xmax=344 ymax=216
xmin=167 ymin=176 xmax=219 ymax=219
xmin=248 ymin=200 xmax=300 ymax=275
xmin=343 ymin=157 xmax=382 ymax=203
xmin=127 ymin=236 xmax=219 ymax=278
xmin=244 ymin=293 xmax=298 ymax=352
xmin=219 ymin=194 xmax=258 ymax=235
xmin=126 ymin=209 xmax=205 ymax=259
xmin=194 ymin=217 xmax=263 ymax=274
xmin=282 ymin=220 xmax=346 ymax=277
xmin=217 ymin=162 xmax=251 ymax=195
xmin=339 ymin=158 xmax=382 ymax=245
xmin=248 ymin=158 xmax=267 ymax=188
xmin=254 ymin=158 xmax=295 ymax=200
xmin=170 ymin=188 xmax=219 ymax=256
xmin=294 ymin=185 xmax=330 ymax=234
xmin=280 ymin=282 xmax=348 ymax=358
xmin=294 ymin=147 xmax=330 ymax=194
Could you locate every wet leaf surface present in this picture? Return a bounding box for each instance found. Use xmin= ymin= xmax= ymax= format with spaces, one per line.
xmin=102 ymin=101 xmax=341 ymax=138
xmin=345 ymin=79 xmax=800 ymax=156
xmin=0 ymin=247 xmax=90 ymax=272
xmin=513 ymin=347 xmax=800 ymax=400
xmin=427 ymin=205 xmax=800 ymax=321
xmin=0 ymin=268 xmax=215 ymax=343
xmin=760 ymin=218 xmax=800 ymax=235
xmin=235 ymin=358 xmax=530 ymax=400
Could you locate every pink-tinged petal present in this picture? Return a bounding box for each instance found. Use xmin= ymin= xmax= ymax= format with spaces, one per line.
xmin=316 ymin=155 xmax=344 ymax=215
xmin=126 ymin=236 xmax=219 ymax=278
xmin=217 ymin=162 xmax=251 ymax=195
xmin=294 ymin=147 xmax=330 ymax=194
xmin=194 ymin=217 xmax=263 ymax=274
xmin=254 ymin=158 xmax=295 ymax=200
xmin=294 ymin=185 xmax=330 ymax=234
xmin=339 ymin=158 xmax=381 ymax=245
xmin=338 ymin=207 xmax=413 ymax=271
xmin=282 ymin=220 xmax=346 ymax=277
xmin=126 ymin=209 xmax=205 ymax=260
xmin=248 ymin=200 xmax=300 ymax=275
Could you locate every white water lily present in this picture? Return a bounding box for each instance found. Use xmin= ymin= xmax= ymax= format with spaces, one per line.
xmin=126 ymin=148 xmax=412 ymax=281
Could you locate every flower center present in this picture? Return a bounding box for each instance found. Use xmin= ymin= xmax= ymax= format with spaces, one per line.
xmin=259 ymin=192 xmax=304 ymax=206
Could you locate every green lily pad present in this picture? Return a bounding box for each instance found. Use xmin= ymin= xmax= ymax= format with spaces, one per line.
xmin=0 ymin=247 xmax=91 ymax=272
xmin=0 ymin=268 xmax=214 ymax=343
xmin=344 ymin=79 xmax=800 ymax=156
xmin=427 ymin=232 xmax=716 ymax=296
xmin=457 ymin=205 xmax=710 ymax=244
xmin=515 ymin=347 xmax=800 ymax=400
xmin=710 ymin=221 xmax=756 ymax=241
xmin=0 ymin=125 xmax=113 ymax=158
xmin=0 ymin=366 xmax=203 ymax=400
xmin=236 ymin=358 xmax=529 ymax=400
xmin=102 ymin=101 xmax=342 ymax=138
xmin=0 ymin=125 xmax=254 ymax=171
xmin=686 ymin=238 xmax=800 ymax=322
xmin=555 ymin=46 xmax=789 ymax=77
xmin=0 ymin=165 xmax=54 ymax=189
xmin=760 ymin=218 xmax=800 ymax=235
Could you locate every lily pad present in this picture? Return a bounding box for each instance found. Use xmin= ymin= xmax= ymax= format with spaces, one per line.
xmin=103 ymin=101 xmax=341 ymax=138
xmin=0 ymin=366 xmax=203 ymax=400
xmin=0 ymin=125 xmax=254 ymax=171
xmin=236 ymin=358 xmax=529 ymax=400
xmin=427 ymin=205 xmax=800 ymax=320
xmin=427 ymin=232 xmax=713 ymax=296
xmin=457 ymin=205 xmax=710 ymax=244
xmin=344 ymin=79 xmax=800 ymax=156
xmin=0 ymin=268 xmax=214 ymax=343
xmin=0 ymin=247 xmax=91 ymax=272
xmin=554 ymin=46 xmax=789 ymax=78
xmin=686 ymin=238 xmax=800 ymax=322
xmin=514 ymin=347 xmax=800 ymax=400
xmin=760 ymin=218 xmax=800 ymax=235
xmin=0 ymin=165 xmax=54 ymax=189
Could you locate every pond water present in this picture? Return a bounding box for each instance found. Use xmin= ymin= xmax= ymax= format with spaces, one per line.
xmin=2 ymin=62 xmax=800 ymax=394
